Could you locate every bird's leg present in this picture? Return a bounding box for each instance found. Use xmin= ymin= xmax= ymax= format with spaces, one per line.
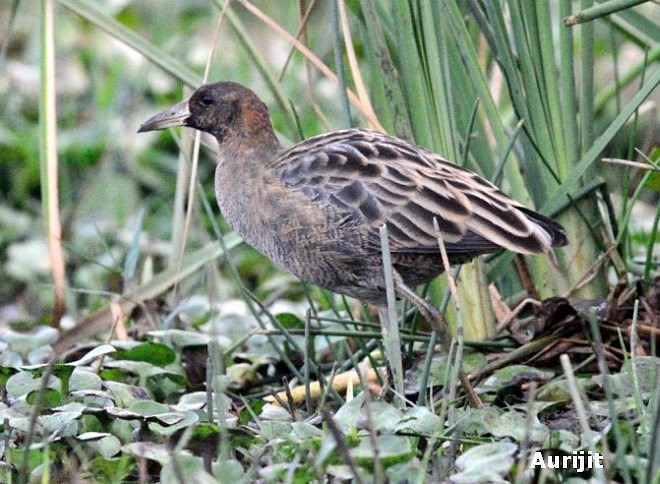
xmin=393 ymin=273 xmax=482 ymax=408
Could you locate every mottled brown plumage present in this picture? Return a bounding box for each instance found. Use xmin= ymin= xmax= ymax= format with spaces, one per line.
xmin=139 ymin=81 xmax=567 ymax=305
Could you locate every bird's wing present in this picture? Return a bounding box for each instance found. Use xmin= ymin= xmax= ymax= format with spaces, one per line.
xmin=272 ymin=129 xmax=565 ymax=255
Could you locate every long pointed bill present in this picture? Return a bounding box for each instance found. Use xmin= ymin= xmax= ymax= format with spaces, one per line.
xmin=138 ymin=99 xmax=191 ymax=132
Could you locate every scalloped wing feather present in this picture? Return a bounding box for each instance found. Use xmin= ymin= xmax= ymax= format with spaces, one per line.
xmin=273 ymin=129 xmax=567 ymax=256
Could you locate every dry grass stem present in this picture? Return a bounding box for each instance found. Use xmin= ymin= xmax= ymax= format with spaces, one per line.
xmin=237 ymin=0 xmax=385 ymax=131
xmin=601 ymin=157 xmax=659 ymax=171
xmin=514 ymin=254 xmax=540 ymax=300
xmin=338 ymin=0 xmax=379 ymax=128
xmin=488 ymin=283 xmax=513 ymax=324
xmin=564 ymin=244 xmax=619 ymax=297
xmin=495 ymin=297 xmax=543 ymax=334
xmin=43 ymin=0 xmax=66 ymax=326
xmin=277 ymin=0 xmax=318 ymax=81
xmin=174 ymin=2 xmax=230 ymax=296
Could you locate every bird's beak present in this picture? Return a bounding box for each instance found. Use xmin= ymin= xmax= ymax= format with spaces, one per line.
xmin=138 ymin=99 xmax=191 ymax=133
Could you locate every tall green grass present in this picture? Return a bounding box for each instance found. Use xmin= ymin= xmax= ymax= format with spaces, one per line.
xmin=356 ymin=1 xmax=657 ymax=331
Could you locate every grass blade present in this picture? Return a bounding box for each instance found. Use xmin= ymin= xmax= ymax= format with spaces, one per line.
xmin=57 ymin=0 xmax=201 ymax=87
xmin=541 ymin=67 xmax=660 ymax=214
xmin=41 ymin=0 xmax=66 ymax=327
xmin=563 ymin=0 xmax=649 ymax=26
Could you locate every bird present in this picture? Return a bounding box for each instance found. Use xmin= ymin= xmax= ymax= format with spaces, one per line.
xmin=139 ymin=81 xmax=567 ymax=302
xmin=138 ymin=81 xmax=568 ymax=390
xmin=138 ymin=82 xmax=568 ymax=401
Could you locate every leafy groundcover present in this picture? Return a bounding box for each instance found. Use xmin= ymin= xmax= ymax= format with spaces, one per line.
xmin=1 ymin=278 xmax=658 ymax=483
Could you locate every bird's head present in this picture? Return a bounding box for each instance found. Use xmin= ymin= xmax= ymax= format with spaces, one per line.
xmin=138 ymin=81 xmax=275 ymax=145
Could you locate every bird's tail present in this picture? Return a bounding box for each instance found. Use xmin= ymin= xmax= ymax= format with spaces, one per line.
xmin=516 ymin=206 xmax=569 ymax=248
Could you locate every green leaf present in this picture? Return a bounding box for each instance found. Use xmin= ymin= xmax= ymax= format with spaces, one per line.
xmin=26 ymin=388 xmax=62 ymax=407
xmin=122 ymin=441 xmax=170 ymax=465
xmin=488 ymin=409 xmax=548 ymax=444
xmin=68 ymin=344 xmax=117 ymax=366
xmin=10 ymin=448 xmax=55 ymax=476
xmin=1 ymin=325 xmax=59 ymax=355
xmin=104 ymin=381 xmax=149 ymax=407
xmin=98 ymin=368 xmax=129 ymax=383
xmin=239 ymin=399 xmax=266 ymax=425
xmin=0 ymin=367 xmax=17 ymax=390
xmin=112 ymin=342 xmax=176 ymax=367
xmin=147 ymin=329 xmax=211 ymax=348
xmin=351 ymin=434 xmax=413 ymax=467
xmin=38 ymin=408 xmax=82 ymax=434
xmin=334 ymin=394 xmax=404 ymax=434
xmin=88 ymin=454 xmax=135 ymax=483
xmin=160 ymin=453 xmax=209 ymax=483
xmin=275 ymin=312 xmax=305 ymax=329
xmin=6 ymin=371 xmax=60 ymax=399
xmin=394 ymin=406 xmax=442 ymax=436
xmin=452 ymin=442 xmax=517 ymax=483
xmin=213 ymin=459 xmax=246 ymax=482
xmin=148 ymin=411 xmax=199 ymax=436
xmin=69 ymin=367 xmax=103 ymax=392
xmin=128 ymin=400 xmax=169 ymax=416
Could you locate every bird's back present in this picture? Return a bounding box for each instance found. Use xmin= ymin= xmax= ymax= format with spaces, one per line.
xmin=271 ymin=129 xmax=567 ymax=259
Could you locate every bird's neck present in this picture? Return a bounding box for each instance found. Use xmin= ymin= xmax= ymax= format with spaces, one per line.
xmin=216 ymin=98 xmax=281 ymax=158
xmin=212 ymin=97 xmax=283 ymax=241
xmin=213 ymin=100 xmax=282 ymax=215
xmin=214 ymin=138 xmax=282 ymax=251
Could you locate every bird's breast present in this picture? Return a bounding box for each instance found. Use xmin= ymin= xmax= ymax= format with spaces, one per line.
xmin=214 ymin=162 xmax=358 ymax=279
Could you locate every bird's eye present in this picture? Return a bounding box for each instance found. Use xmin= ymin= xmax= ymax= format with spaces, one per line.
xmin=200 ymin=95 xmax=214 ymax=106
